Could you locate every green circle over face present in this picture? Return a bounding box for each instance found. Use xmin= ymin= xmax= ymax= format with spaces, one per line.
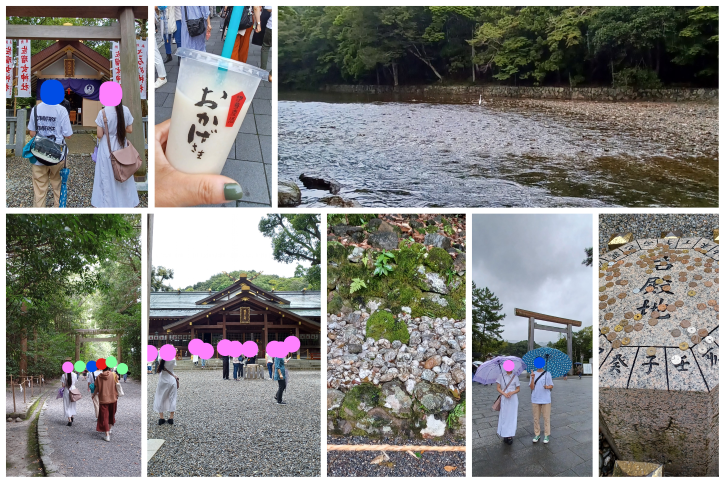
xmin=106 ymin=356 xmax=118 ymax=368
xmin=116 ymin=363 xmax=128 ymax=375
xmin=74 ymin=360 xmax=85 ymax=372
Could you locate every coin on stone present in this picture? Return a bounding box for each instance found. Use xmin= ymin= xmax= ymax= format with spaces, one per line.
xmin=687 ymin=290 xmax=697 ymax=296
xmin=672 ymin=355 xmax=682 ymax=364
xmin=646 ymin=269 xmax=653 ymax=274
xmin=625 ymin=312 xmax=634 ymax=319
xmin=599 ymin=302 xmax=607 ymax=309
xmin=632 ymin=288 xmax=641 ymax=294
xmin=679 ymin=342 xmax=689 ymax=351
xmin=612 ymin=340 xmax=621 ymax=349
xmin=634 ymin=323 xmax=644 ymax=331
xmin=698 ymin=345 xmax=708 ymax=354
xmin=705 ymin=336 xmax=714 ymax=344
xmin=687 ymin=327 xmax=697 ymax=334
xmin=604 ymin=313 xmax=614 ymax=320
xmin=697 ymin=303 xmax=707 ymax=310
xmin=705 ymin=281 xmax=713 ymax=287
xmin=633 ymin=313 xmax=642 ymax=321
xmin=646 ymin=347 xmax=657 ymax=357
xmin=698 ymin=328 xmax=709 ymax=337
xmin=662 ymin=285 xmax=671 ymax=292
xmin=658 ymin=303 xmax=667 ymax=311
xmin=650 ymin=311 xmax=660 ymax=318
xmin=705 ymin=268 xmax=712 ymax=273
xmin=617 ymin=293 xmax=627 ymax=299
xmin=606 ymin=282 xmax=614 ymax=287
xmin=599 ymin=294 xmax=608 ymax=301
xmin=607 ymin=332 xmax=617 ymax=341
xmin=675 ymin=300 xmax=684 ymax=307
xmin=691 ymin=335 xmax=701 ymax=344
xmin=608 ymin=298 xmax=616 ymax=304
xmin=599 ymin=287 xmax=607 ymax=292
xmin=708 ymin=299 xmax=717 ymax=306
xmin=648 ymin=319 xmax=658 ymax=326
xmin=606 ymin=275 xmax=613 ymax=281
xmin=667 ymin=305 xmax=676 ymax=312
xmin=614 ymin=325 xmax=623 ymax=332
xmin=624 ymin=325 xmax=634 ymax=333
xmin=680 ymin=320 xmax=691 ymax=328
xmin=689 ymin=282 xmax=698 ymax=287
xmin=645 ymin=286 xmax=654 ymax=292
xmin=679 ymin=277 xmax=688 ymax=283
xmin=621 ymin=337 xmax=631 ymax=346
xmin=601 ymin=327 xmax=610 ymax=334
xmin=671 ymin=329 xmax=681 ymax=337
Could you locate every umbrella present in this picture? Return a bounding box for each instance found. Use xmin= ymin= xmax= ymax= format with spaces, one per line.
xmin=522 ymin=347 xmax=572 ymax=378
xmin=473 ymin=356 xmax=525 ymax=385
xmin=59 ymin=165 xmax=70 ymax=207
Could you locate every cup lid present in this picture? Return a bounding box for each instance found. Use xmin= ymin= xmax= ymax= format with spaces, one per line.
xmin=175 ymin=47 xmax=269 ymax=81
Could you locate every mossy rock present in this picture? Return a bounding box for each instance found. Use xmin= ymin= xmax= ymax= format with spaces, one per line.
xmin=424 ymin=247 xmax=453 ymax=273
xmin=328 ymin=241 xmax=349 ymax=263
xmin=328 ymin=291 xmax=343 ymax=315
xmin=366 ymin=311 xmax=410 ymax=344
xmin=340 ymin=383 xmax=382 ymax=420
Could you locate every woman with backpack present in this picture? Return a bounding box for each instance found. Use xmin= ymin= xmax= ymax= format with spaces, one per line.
xmin=60 ymin=371 xmax=77 ymax=426
xmin=91 ymin=99 xmax=139 ymax=207
xmin=153 ymin=359 xmax=178 ymax=425
xmin=530 ymin=366 xmax=554 ymax=444
xmin=495 ymin=366 xmax=520 ymax=445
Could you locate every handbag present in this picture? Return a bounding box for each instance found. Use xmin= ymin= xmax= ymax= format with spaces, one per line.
xmin=101 ymin=109 xmax=141 ymax=182
xmin=69 ymin=387 xmax=82 ymax=402
xmin=492 ymin=374 xmax=516 ymax=412
xmin=164 ymin=368 xmax=180 ymax=389
xmin=30 ymin=106 xmax=67 ymax=166
xmin=116 ymin=380 xmax=125 ymax=397
xmin=238 ymin=7 xmax=254 ymax=30
xmin=167 ymin=10 xmax=177 ymax=35
xmin=56 ymin=387 xmax=64 ymax=399
xmin=184 ymin=6 xmax=206 ymax=37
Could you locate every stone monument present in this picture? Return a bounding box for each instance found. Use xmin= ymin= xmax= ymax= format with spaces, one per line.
xmin=599 ymin=236 xmax=718 ymax=476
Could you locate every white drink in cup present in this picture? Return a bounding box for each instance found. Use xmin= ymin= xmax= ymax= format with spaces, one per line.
xmin=166 ymin=48 xmax=268 ymax=174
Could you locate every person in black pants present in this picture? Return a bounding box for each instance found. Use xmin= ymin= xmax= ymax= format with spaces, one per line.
xmin=273 ymin=356 xmax=286 ymax=404
xmin=222 ymin=354 xmax=230 ymax=380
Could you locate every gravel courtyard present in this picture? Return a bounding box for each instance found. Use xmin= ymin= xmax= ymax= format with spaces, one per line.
xmin=147 ymin=370 xmax=321 ymax=477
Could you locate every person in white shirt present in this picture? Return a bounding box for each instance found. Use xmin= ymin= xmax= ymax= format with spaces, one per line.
xmin=27 ymin=101 xmax=73 ymax=207
xmin=530 ymin=367 xmax=554 ymax=443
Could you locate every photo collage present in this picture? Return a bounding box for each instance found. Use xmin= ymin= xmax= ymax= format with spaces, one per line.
xmin=4 ymin=4 xmax=720 ymax=480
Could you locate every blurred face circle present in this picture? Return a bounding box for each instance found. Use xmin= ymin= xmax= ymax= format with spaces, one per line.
xmin=502 ymin=360 xmax=515 ymax=372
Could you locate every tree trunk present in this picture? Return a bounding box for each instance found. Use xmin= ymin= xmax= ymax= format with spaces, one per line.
xmin=471 ymin=27 xmax=476 ymax=83
xmin=376 ymin=65 xmax=380 ymax=86
xmin=408 ymin=47 xmax=443 ymax=82
xmin=33 ymin=329 xmax=37 ymax=364
xmin=392 ymin=62 xmax=399 ymax=87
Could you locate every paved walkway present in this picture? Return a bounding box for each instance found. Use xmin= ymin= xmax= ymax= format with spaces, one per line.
xmin=154 ymin=15 xmax=272 ymax=207
xmin=40 ymin=378 xmax=142 ymax=476
xmin=472 ymin=375 xmax=593 ymax=477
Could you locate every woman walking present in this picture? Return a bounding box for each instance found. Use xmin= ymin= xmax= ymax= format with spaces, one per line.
xmin=265 ymin=352 xmax=273 ymax=380
xmin=60 ymin=370 xmax=77 ymax=426
xmin=273 ymin=356 xmax=286 ymax=405
xmin=154 ymin=359 xmax=178 ymax=425
xmin=91 ymin=100 xmax=139 ymax=207
xmin=228 ymin=6 xmax=261 ymax=63
xmin=495 ymin=367 xmax=520 ymax=444
xmin=94 ymin=367 xmax=118 ymax=442
xmin=530 ymin=367 xmax=554 ymax=444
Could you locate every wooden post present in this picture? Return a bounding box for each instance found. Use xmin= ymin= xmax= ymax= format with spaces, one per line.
xmin=30 ymin=376 xmax=33 ymax=398
xmin=566 ymin=324 xmax=573 ymax=375
xmin=75 ymin=333 xmax=81 ymax=361
xmin=118 ymin=7 xmax=146 ymax=176
xmin=15 ymin=109 xmax=26 ymax=154
xmin=117 ymin=333 xmax=122 ymax=363
xmin=263 ymin=311 xmax=268 ymax=357
xmin=295 ymin=326 xmax=299 ymax=360
xmin=12 ymin=376 xmax=16 ymax=413
xmin=528 ymin=317 xmax=535 ymax=352
xmin=23 ymin=377 xmax=26 ymax=404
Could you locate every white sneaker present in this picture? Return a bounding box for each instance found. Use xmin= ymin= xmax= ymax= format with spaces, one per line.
xmin=154 ymin=78 xmax=167 ymax=89
xmin=104 ymin=434 xmax=110 ymax=442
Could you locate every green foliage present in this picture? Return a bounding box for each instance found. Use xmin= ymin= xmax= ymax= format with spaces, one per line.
xmin=547 ymin=325 xmax=593 ymax=363
xmin=340 ymin=383 xmax=382 ymax=420
xmin=182 ymin=270 xmax=311 ymax=293
xmin=582 ymin=248 xmax=593 ymax=267
xmin=471 ymin=282 xmax=506 ymax=356
xmin=259 ymin=214 xmax=321 ymax=289
xmin=366 ymin=311 xmax=410 ymax=344
xmin=446 ymin=401 xmax=466 ymax=428
xmin=424 ymin=247 xmax=453 ymax=273
xmin=350 ymin=278 xmax=367 ymax=294
xmin=373 ymin=250 xmax=396 ymax=277
xmin=151 ymin=266 xmax=175 ymax=292
xmin=495 ymin=339 xmax=541 ymax=359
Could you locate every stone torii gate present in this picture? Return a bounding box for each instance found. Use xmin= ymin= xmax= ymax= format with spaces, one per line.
xmin=516 ymin=308 xmax=582 ymax=374
xmin=74 ymin=329 xmax=123 ymax=362
xmin=6 ymin=6 xmax=148 ymax=177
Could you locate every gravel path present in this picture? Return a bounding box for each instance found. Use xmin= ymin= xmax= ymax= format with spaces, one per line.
xmin=147 ymin=370 xmax=321 ymax=477
xmin=599 ymin=214 xmax=719 ymax=254
xmin=327 ymin=436 xmax=465 ymax=477
xmin=6 ymin=155 xmax=148 ymax=208
xmin=43 ymin=378 xmax=142 ymax=476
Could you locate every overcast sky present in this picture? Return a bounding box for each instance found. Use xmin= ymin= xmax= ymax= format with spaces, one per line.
xmin=152 ymin=212 xmax=310 ymax=289
xmin=472 ymin=214 xmax=593 ymax=344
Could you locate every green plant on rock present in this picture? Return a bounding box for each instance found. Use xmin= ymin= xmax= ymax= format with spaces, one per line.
xmin=350 ymin=278 xmax=367 ymax=294
xmin=373 ymin=250 xmax=396 ymax=277
xmin=447 ymin=401 xmax=466 ymax=428
xmin=445 ymin=268 xmax=457 ymax=286
xmin=444 ymin=225 xmax=455 ymax=236
xmin=366 ymin=311 xmax=410 ymax=344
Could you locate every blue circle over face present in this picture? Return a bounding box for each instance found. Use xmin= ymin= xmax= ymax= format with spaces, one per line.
xmin=86 ymin=360 xmax=97 ymax=372
xmin=40 ymin=79 xmax=64 ymax=105
xmin=534 ymin=356 xmax=546 ymax=369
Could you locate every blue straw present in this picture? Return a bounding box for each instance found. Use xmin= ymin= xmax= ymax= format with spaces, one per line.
xmin=221 ymin=7 xmax=243 ymax=59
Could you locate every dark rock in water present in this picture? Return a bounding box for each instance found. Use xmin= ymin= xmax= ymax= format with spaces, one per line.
xmin=424 ymin=233 xmax=452 ymax=249
xmin=367 ymin=218 xmax=383 ymax=231
xmin=299 ymin=172 xmax=341 ymax=194
xmin=332 ymin=225 xmax=363 ymax=236
xmin=278 ymin=180 xmax=301 ymax=207
xmin=321 ymin=196 xmax=362 ymax=207
xmin=368 ymin=231 xmax=399 ymax=250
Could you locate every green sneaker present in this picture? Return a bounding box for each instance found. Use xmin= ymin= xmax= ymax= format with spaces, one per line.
xmin=543 ymin=436 xmax=550 ymax=444
xmin=532 ymin=435 xmax=540 ymax=443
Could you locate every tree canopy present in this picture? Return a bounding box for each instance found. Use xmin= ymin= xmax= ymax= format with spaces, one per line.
xmin=280 ymin=6 xmax=718 ymax=89
xmin=471 ymin=282 xmax=505 ymax=356
xmin=150 ymin=268 xmax=312 ymax=293
xmin=259 ymin=214 xmax=321 ymax=290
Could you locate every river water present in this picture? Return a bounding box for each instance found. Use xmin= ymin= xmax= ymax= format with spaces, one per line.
xmin=278 ymin=92 xmax=718 ymax=207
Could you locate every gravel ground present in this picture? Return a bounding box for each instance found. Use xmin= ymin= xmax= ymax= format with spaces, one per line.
xmin=599 ymin=214 xmax=719 ymax=254
xmin=327 ymin=436 xmax=465 ymax=477
xmin=6 ymin=155 xmax=148 ymax=208
xmin=147 ymin=370 xmax=321 ymax=477
xmin=44 ymin=378 xmax=142 ymax=476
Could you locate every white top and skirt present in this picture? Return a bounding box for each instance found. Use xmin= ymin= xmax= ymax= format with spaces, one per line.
xmin=495 ymin=372 xmax=520 ymax=438
xmin=91 ymin=106 xmax=139 ymax=208
xmin=153 ymin=359 xmax=178 ymax=413
xmin=60 ymin=372 xmax=78 ymax=419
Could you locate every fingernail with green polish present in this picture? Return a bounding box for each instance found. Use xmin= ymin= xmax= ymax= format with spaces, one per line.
xmin=224 ymin=183 xmax=244 ymax=200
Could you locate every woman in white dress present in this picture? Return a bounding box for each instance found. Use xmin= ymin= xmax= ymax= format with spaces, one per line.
xmin=153 ymin=359 xmax=178 ymax=425
xmin=91 ymin=101 xmax=139 ymax=207
xmin=60 ymin=371 xmax=77 ymax=426
xmin=495 ymin=369 xmax=520 ymax=444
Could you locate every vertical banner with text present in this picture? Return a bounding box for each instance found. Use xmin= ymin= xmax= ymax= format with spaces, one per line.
xmin=136 ymin=39 xmax=147 ymax=100
xmin=111 ymin=41 xmax=122 ymax=85
xmin=6 ymin=40 xmax=13 ymax=98
xmin=17 ymin=39 xmax=31 ymax=98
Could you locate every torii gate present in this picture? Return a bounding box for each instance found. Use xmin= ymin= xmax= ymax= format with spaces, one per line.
xmin=6 ymin=6 xmax=148 ymax=177
xmin=74 ymin=329 xmax=123 ymax=362
xmin=515 ymin=308 xmax=581 ymax=375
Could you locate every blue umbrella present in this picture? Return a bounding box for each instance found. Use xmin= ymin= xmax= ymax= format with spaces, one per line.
xmin=522 ymin=347 xmax=572 ymax=378
xmin=473 ymin=356 xmax=525 ymax=385
xmin=59 ymin=165 xmax=70 ymax=207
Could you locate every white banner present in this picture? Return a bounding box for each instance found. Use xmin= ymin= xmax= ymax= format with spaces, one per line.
xmin=17 ymin=39 xmax=31 ymax=98
xmin=136 ymin=39 xmax=147 ymax=100
xmin=110 ymin=41 xmax=122 ymax=85
xmin=6 ymin=40 xmax=12 ymax=98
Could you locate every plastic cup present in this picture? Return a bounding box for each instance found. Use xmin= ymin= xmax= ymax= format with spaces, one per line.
xmin=165 ymin=48 xmax=268 ymax=174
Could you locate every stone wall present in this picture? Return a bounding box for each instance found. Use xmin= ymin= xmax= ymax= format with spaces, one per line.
xmin=322 ymin=84 xmax=718 ymax=102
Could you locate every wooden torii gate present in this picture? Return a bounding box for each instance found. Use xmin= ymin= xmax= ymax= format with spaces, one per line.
xmin=515 ymin=308 xmax=581 ymax=375
xmin=6 ymin=6 xmax=148 ymax=177
xmin=74 ymin=329 xmax=122 ymax=362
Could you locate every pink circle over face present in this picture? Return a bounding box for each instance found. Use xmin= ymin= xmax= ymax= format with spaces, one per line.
xmin=159 ymin=344 xmax=176 ymax=361
xmin=62 ymin=361 xmax=73 ymax=373
xmin=284 ymin=336 xmax=300 ymax=353
xmin=188 ymin=338 xmax=203 ymax=354
xmin=503 ymin=360 xmax=515 ymax=372
xmin=241 ymin=341 xmax=258 ymax=358
xmin=198 ymin=343 xmax=214 ymax=360
xmin=147 ymin=345 xmax=158 ymax=362
xmin=267 ymin=340 xmax=288 ymax=358
xmin=228 ymin=340 xmax=243 ymax=358
xmin=99 ymin=81 xmax=123 ymax=107
xmin=217 ymin=339 xmax=231 ymax=356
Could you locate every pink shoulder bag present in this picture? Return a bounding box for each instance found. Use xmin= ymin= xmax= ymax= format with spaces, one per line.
xmin=101 ymin=109 xmax=141 ymax=182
